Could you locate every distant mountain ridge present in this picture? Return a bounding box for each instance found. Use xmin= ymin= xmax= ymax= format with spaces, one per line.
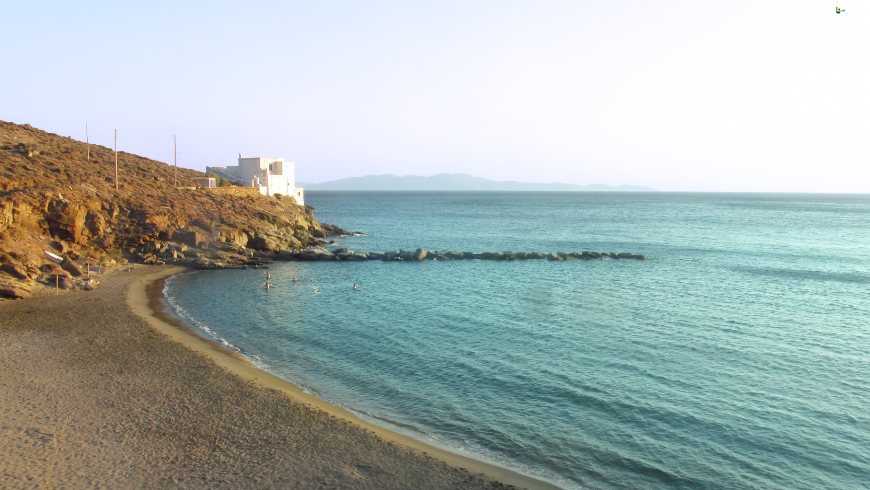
xmin=299 ymin=173 xmax=655 ymax=191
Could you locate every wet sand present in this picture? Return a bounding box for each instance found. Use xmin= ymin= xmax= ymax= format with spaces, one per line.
xmin=0 ymin=264 xmax=562 ymax=489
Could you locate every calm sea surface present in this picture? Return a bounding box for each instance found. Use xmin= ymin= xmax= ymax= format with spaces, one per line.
xmin=166 ymin=192 xmax=870 ymax=490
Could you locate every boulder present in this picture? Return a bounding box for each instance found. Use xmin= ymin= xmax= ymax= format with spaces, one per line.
xmin=610 ymin=252 xmax=618 ymax=258
xmin=503 ymin=252 xmax=517 ymax=260
xmin=60 ymin=257 xmax=84 ymax=277
xmin=480 ymin=252 xmax=504 ymax=260
xmin=515 ymin=252 xmax=527 ymax=260
xmin=276 ymin=250 xmax=296 ymax=260
xmin=333 ymin=248 xmax=349 ymax=255
xmin=526 ymin=252 xmax=546 ymax=259
xmin=0 ymin=278 xmax=31 ymax=299
xmin=366 ymin=253 xmax=381 ymax=260
xmin=171 ymin=230 xmax=198 ymax=247
xmin=412 ymin=248 xmax=428 ymax=261
xmin=250 ymin=236 xmax=279 ymax=252
xmin=49 ymin=240 xmax=69 ymax=254
xmin=547 ymin=253 xmax=563 ymax=261
xmin=345 ymin=253 xmax=368 ymax=261
xmin=297 ymin=248 xmax=333 ymax=261
xmin=556 ymin=252 xmax=569 ymax=259
xmin=635 ymin=255 xmax=647 ymax=260
xmin=1 ymin=263 xmax=28 ymax=280
xmin=463 ymin=252 xmax=476 ymax=259
xmin=58 ymin=276 xmax=73 ymax=289
xmin=444 ymin=251 xmax=466 ymax=260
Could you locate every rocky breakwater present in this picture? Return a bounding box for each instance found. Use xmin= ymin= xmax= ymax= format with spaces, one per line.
xmin=279 ymin=248 xmax=647 ymax=262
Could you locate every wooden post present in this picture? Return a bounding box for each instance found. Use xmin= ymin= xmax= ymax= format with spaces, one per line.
xmin=174 ymin=135 xmax=177 ymax=187
xmin=86 ymin=123 xmax=89 ymax=161
xmin=114 ymin=129 xmax=119 ymax=190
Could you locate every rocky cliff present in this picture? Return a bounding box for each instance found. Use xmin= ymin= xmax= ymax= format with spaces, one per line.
xmin=0 ymin=120 xmax=345 ymax=299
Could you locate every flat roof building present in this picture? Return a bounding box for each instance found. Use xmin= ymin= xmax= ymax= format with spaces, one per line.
xmin=207 ymin=156 xmax=304 ymax=205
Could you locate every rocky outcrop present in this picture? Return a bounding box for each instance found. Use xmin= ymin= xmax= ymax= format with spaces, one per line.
xmin=1 ymin=263 xmax=27 ymax=280
xmin=249 ymin=236 xmax=279 ymax=252
xmin=0 ymin=120 xmax=347 ymax=287
xmin=0 ymin=277 xmax=32 ymax=299
xmin=171 ymin=230 xmax=198 ymax=247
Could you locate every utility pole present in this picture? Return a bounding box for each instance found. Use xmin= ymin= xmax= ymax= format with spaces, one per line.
xmin=86 ymin=123 xmax=90 ymax=161
xmin=114 ymin=129 xmax=119 ymax=191
xmin=174 ymin=135 xmax=177 ymax=187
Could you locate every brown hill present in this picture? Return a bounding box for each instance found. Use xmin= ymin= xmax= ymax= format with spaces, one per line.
xmin=0 ymin=120 xmax=345 ymax=298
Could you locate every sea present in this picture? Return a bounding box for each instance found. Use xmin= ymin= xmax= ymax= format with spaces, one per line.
xmin=164 ymin=192 xmax=870 ymax=490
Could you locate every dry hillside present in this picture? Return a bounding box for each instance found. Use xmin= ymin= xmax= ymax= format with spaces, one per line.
xmin=0 ymin=120 xmax=345 ymax=299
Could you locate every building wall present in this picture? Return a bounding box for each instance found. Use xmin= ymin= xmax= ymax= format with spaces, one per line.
xmin=207 ymin=186 xmax=263 ymax=198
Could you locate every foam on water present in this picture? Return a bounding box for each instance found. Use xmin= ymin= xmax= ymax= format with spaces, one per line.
xmin=165 ymin=192 xmax=870 ymax=490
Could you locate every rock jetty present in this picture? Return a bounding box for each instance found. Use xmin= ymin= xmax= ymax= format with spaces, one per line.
xmin=280 ymin=248 xmax=647 ymax=262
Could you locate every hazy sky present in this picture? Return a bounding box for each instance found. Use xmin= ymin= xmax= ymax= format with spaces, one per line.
xmin=2 ymin=1 xmax=866 ymax=192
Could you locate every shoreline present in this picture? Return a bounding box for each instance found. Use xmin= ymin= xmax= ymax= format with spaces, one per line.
xmin=131 ymin=266 xmax=565 ymax=490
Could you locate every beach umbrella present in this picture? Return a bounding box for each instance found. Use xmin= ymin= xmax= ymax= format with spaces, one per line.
xmin=47 ymin=264 xmax=70 ymax=295
xmin=84 ymin=258 xmax=99 ymax=278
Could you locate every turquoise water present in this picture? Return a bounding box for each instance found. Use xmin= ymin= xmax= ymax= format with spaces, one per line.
xmin=166 ymin=192 xmax=870 ymax=490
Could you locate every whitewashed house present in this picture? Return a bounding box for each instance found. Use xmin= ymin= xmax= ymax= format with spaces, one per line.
xmin=207 ymin=156 xmax=304 ymax=205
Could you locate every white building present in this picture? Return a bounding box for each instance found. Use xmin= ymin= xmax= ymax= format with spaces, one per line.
xmin=207 ymin=156 xmax=304 ymax=205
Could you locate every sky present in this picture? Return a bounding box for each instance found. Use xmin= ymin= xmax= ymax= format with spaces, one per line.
xmin=1 ymin=1 xmax=867 ymax=192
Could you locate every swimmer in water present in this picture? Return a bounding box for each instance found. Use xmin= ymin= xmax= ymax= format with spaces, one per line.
xmin=353 ymin=284 xmax=357 ymax=290
xmin=265 ymin=282 xmax=271 ymax=289
xmin=264 ymin=271 xmax=271 ymax=279
xmin=348 ymin=273 xmax=352 ymax=278
xmin=293 ymin=276 xmax=297 ymax=282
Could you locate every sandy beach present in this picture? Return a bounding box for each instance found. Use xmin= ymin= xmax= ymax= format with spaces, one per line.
xmin=0 ymin=264 xmax=561 ymax=489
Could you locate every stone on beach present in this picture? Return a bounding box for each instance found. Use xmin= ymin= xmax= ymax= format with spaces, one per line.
xmin=61 ymin=256 xmax=84 ymax=277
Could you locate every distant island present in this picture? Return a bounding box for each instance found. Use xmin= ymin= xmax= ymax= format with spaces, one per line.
xmin=298 ymin=173 xmax=656 ymax=191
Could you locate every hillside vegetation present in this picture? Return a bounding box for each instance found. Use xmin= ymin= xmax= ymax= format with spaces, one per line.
xmin=0 ymin=120 xmax=344 ymax=298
